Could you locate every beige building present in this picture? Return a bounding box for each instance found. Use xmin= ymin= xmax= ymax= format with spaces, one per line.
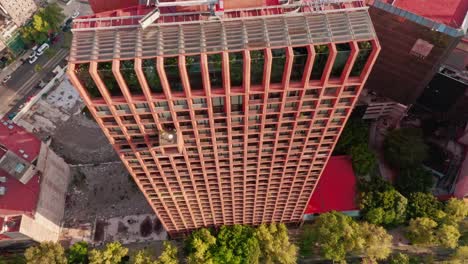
xmin=0 ymin=120 xmax=70 ymax=247
xmin=0 ymin=0 xmax=37 ymax=26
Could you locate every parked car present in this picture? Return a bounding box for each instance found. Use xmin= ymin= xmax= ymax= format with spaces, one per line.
xmin=36 ymin=43 xmax=49 ymax=56
xmin=2 ymin=75 xmax=11 ymax=83
xmin=7 ymin=112 xmax=17 ymax=120
xmin=72 ymin=10 xmax=80 ymax=19
xmin=28 ymin=56 xmax=38 ymax=64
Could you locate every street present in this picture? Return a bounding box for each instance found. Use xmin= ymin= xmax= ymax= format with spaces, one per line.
xmin=0 ymin=0 xmax=92 ymax=119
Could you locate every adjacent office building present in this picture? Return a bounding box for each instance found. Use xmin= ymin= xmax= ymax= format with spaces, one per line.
xmin=67 ymin=0 xmax=380 ymax=235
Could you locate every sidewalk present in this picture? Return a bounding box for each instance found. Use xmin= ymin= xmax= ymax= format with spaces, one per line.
xmin=0 ymin=51 xmax=30 ymax=80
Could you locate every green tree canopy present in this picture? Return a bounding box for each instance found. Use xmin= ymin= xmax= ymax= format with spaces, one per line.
xmin=406 ymin=192 xmax=443 ymax=221
xmin=24 ymin=242 xmax=67 ymax=264
xmin=68 ymin=241 xmax=89 ymax=264
xmin=155 ymin=241 xmax=179 ymax=264
xmin=211 ymin=225 xmax=260 ymax=264
xmin=255 ymin=223 xmax=297 ymax=264
xmin=406 ymin=217 xmax=438 ymax=246
xmin=186 ymin=228 xmax=217 ymax=264
xmin=301 ymin=211 xmax=364 ymax=262
xmin=395 ymin=166 xmax=434 ymax=196
xmin=451 ymin=246 xmax=468 ymax=264
xmin=334 ymin=119 xmax=369 ymax=155
xmin=436 ymin=224 xmax=461 ymax=249
xmin=349 ymin=143 xmax=377 ymax=176
xmin=360 ymin=188 xmax=407 ymax=226
xmin=88 ymin=242 xmax=128 ymax=264
xmin=133 ymin=250 xmax=154 ymax=264
xmin=383 ymin=128 xmax=428 ymax=169
xmin=388 ymin=253 xmax=410 ymax=264
xmin=360 ymin=222 xmax=393 ymax=262
xmin=21 ymin=3 xmax=64 ymax=44
xmin=444 ymin=198 xmax=468 ymax=225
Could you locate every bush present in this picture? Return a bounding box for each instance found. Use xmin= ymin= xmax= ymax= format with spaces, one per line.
xmin=395 ymin=166 xmax=434 ymax=196
xmin=349 ymin=143 xmax=377 ymax=175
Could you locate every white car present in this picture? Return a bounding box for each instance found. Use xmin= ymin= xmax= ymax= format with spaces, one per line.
xmin=28 ymin=56 xmax=38 ymax=64
xmin=36 ymin=43 xmax=49 ymax=56
xmin=72 ymin=11 xmax=80 ymax=19
xmin=28 ymin=51 xmax=36 ymax=59
xmin=2 ymin=75 xmax=11 ymax=84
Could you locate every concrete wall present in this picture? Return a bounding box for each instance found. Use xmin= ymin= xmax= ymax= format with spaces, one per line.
xmin=19 ymin=214 xmax=61 ymax=242
xmin=35 ymin=143 xmax=70 ymax=225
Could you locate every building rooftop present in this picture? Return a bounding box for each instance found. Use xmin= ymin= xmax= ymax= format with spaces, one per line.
xmin=0 ymin=120 xmax=41 ymax=217
xmin=70 ymin=1 xmax=375 ymax=63
xmin=0 ymin=120 xmax=41 ymax=163
xmin=305 ymin=156 xmax=358 ymax=214
xmin=386 ymin=0 xmax=468 ymax=29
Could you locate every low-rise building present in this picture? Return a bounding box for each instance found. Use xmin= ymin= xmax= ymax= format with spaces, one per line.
xmin=0 ymin=119 xmax=70 ymax=248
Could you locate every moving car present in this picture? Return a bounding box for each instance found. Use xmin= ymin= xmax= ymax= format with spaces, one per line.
xmin=36 ymin=43 xmax=49 ymax=56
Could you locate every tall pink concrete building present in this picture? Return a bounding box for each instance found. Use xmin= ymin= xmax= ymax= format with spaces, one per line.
xmin=67 ymin=0 xmax=380 ymax=235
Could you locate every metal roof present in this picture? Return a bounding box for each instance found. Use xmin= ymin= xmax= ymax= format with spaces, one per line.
xmin=70 ymin=7 xmax=376 ymax=63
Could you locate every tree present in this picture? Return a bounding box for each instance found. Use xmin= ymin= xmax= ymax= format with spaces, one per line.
xmin=155 ymin=242 xmax=178 ymax=264
xmin=360 ymin=188 xmax=407 ymax=226
xmin=133 ymin=250 xmax=154 ymax=264
xmin=255 ymin=223 xmax=297 ymax=264
xmin=359 ymin=222 xmax=392 ymax=262
xmin=24 ymin=242 xmax=67 ymax=264
xmin=395 ymin=166 xmax=434 ymax=196
xmin=88 ymin=242 xmax=128 ymax=264
xmin=211 ymin=225 xmax=260 ymax=264
xmin=436 ymin=224 xmax=461 ymax=249
xmin=68 ymin=241 xmax=89 ymax=264
xmin=444 ymin=198 xmax=468 ymax=225
xmin=301 ymin=211 xmax=364 ymax=262
xmin=406 ymin=217 xmax=437 ymax=246
xmin=407 ymin=192 xmax=443 ymax=221
xmin=34 ymin=64 xmax=43 ymax=72
xmin=383 ymin=128 xmax=428 ymax=169
xmin=21 ymin=3 xmax=64 ymax=44
xmin=388 ymin=253 xmax=410 ymax=264
xmin=186 ymin=228 xmax=216 ymax=264
xmin=349 ymin=143 xmax=377 ymax=175
xmin=334 ymin=119 xmax=369 ymax=155
xmin=451 ymin=246 xmax=468 ymax=264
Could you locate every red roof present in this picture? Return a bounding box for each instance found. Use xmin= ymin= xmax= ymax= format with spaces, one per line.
xmin=0 ymin=171 xmax=40 ymax=216
xmin=0 ymin=120 xmax=41 ymax=163
xmin=0 ymin=120 xmax=41 ymax=217
xmin=88 ymin=0 xmax=140 ymax=13
xmin=305 ymin=156 xmax=358 ymax=214
xmin=384 ymin=0 xmax=468 ymax=28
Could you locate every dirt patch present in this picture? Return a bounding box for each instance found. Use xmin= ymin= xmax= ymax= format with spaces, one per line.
xmin=51 ymin=114 xmax=118 ymax=164
xmin=63 ymin=163 xmax=153 ymax=228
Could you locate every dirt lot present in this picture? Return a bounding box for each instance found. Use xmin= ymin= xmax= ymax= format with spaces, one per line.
xmin=63 ymin=163 xmax=153 ymax=228
xmin=51 ymin=114 xmax=118 ymax=164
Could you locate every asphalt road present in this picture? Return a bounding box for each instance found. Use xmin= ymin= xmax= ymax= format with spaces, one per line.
xmin=0 ymin=34 xmax=69 ymax=118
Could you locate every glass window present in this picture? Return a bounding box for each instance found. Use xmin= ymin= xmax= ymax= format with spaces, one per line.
xmin=208 ymin=54 xmax=223 ymax=89
xmin=142 ymin=59 xmax=163 ymax=94
xmin=250 ymin=50 xmax=265 ymax=85
xmin=291 ymin=47 xmax=308 ymax=82
xmin=97 ymin=62 xmax=122 ymax=96
xmin=231 ymin=95 xmax=243 ymax=112
xmin=120 ymin=60 xmax=143 ymax=95
xmin=311 ymin=45 xmax=329 ymax=80
xmin=350 ymin=41 xmax=372 ymax=77
xmin=270 ymin=49 xmax=286 ymax=83
xmin=186 ymin=56 xmax=204 ymax=91
xmin=75 ymin=64 xmax=101 ymax=98
xmin=229 ymin=52 xmax=243 ymax=87
xmin=164 ymin=57 xmax=183 ymax=93
xmin=331 ymin=43 xmax=351 ymax=78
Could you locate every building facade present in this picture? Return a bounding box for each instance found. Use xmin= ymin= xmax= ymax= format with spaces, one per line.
xmin=363 ymin=0 xmax=467 ymax=104
xmin=67 ymin=1 xmax=380 ymax=235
